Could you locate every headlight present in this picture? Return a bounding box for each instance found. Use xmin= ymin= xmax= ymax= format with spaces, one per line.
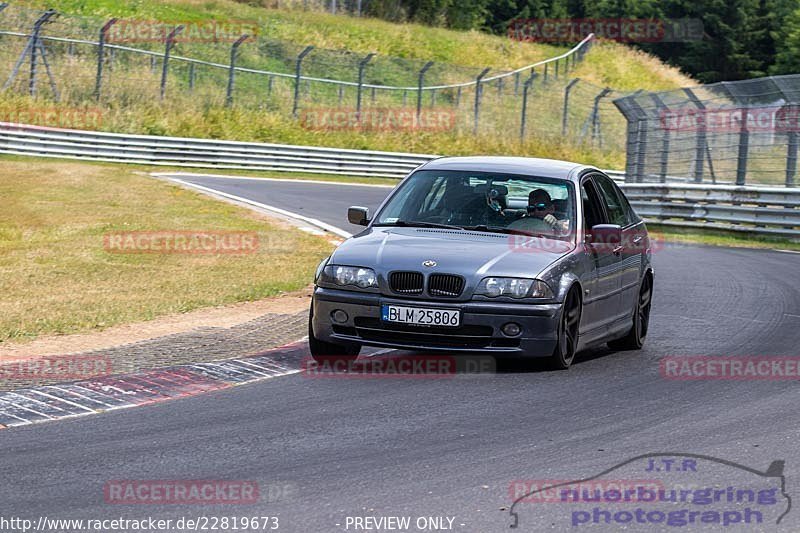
xmin=474 ymin=277 xmax=554 ymax=299
xmin=322 ymin=265 xmax=378 ymax=289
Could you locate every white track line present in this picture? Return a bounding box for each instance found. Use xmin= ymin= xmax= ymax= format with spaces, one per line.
xmin=152 ymin=171 xmax=395 ymax=189
xmin=167 ymin=177 xmax=353 ymax=239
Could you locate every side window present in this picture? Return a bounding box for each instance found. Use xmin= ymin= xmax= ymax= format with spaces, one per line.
xmin=612 ymin=181 xmax=641 ymax=225
xmin=594 ymin=175 xmax=630 ymax=227
xmin=581 ymin=180 xmax=605 ymax=230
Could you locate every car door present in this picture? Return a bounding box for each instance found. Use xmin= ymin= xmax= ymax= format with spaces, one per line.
xmin=593 ymin=174 xmax=645 ymax=324
xmin=579 ymin=176 xmax=622 ymax=338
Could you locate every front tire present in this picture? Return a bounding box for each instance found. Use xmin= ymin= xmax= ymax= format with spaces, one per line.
xmin=549 ymin=286 xmax=582 ymax=370
xmin=608 ymin=273 xmax=652 ymax=351
xmin=308 ymin=307 xmax=360 ymax=362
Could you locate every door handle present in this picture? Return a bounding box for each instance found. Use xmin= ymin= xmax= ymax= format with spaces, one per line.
xmin=632 ymin=235 xmax=643 ymax=244
xmin=612 ymin=245 xmax=623 ymax=255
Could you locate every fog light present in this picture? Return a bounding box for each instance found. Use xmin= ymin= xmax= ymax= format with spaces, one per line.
xmin=502 ymin=322 xmax=521 ymax=336
xmin=332 ymin=310 xmax=349 ymax=323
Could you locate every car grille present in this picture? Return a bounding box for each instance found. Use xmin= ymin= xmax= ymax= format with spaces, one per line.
xmin=389 ymin=271 xmax=424 ymax=294
xmin=428 ymin=273 xmax=465 ymax=297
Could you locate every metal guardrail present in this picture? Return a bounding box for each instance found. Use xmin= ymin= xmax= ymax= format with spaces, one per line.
xmin=0 ymin=122 xmax=433 ymax=178
xmin=0 ymin=122 xmax=798 ymax=238
xmin=621 ymin=183 xmax=800 ymax=238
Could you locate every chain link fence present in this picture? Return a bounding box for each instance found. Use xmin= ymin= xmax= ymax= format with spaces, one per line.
xmin=614 ymin=75 xmax=800 ymax=187
xmin=0 ymin=4 xmax=632 ymax=154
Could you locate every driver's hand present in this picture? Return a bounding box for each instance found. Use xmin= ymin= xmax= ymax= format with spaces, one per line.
xmin=543 ymin=214 xmax=558 ymax=228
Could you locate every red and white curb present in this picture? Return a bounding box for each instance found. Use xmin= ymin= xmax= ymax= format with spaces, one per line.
xmin=0 ymin=341 xmax=307 ymax=429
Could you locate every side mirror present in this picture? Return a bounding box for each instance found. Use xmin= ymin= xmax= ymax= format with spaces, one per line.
xmin=589 ymin=224 xmax=622 ymax=246
xmin=347 ymin=206 xmax=370 ymax=226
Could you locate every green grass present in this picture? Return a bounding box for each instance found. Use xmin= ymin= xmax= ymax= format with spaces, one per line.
xmin=2 ymin=0 xmax=695 ymax=170
xmin=650 ymin=225 xmax=800 ymax=250
xmin=0 ymin=158 xmax=333 ymax=343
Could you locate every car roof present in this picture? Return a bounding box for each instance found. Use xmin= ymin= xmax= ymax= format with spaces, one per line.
xmin=418 ymin=156 xmax=596 ymax=181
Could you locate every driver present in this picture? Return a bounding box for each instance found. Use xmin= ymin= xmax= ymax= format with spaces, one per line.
xmin=508 ymin=189 xmax=570 ymax=235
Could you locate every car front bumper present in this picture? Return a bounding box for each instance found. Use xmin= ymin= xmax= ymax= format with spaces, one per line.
xmin=311 ymin=286 xmax=561 ymax=357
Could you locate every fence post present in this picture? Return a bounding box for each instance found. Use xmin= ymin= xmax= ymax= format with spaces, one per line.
xmin=612 ymin=95 xmax=646 ymax=183
xmin=94 ymin=18 xmax=117 ymax=101
xmin=635 ymin=119 xmax=649 ymax=182
xmin=649 ymin=94 xmax=671 ymax=183
xmin=416 ymin=61 xmax=434 ymax=122
xmin=787 ymin=127 xmax=798 ymax=187
xmin=356 ymin=52 xmax=375 ymax=124
xmin=188 ymin=63 xmax=195 ymax=92
xmin=682 ymin=88 xmax=707 ymax=182
xmin=519 ymin=70 xmax=537 ymax=140
xmin=543 ymin=63 xmax=548 ymax=83
xmin=28 ymin=10 xmax=57 ymax=97
xmin=292 ymin=45 xmax=314 ymax=117
xmin=226 ymin=34 xmax=249 ymax=107
xmin=160 ymin=25 xmax=183 ymax=100
xmin=514 ymin=72 xmax=520 ymax=95
xmin=554 ymin=58 xmax=559 ymax=79
xmin=768 ymin=76 xmax=799 ymax=187
xmin=455 ymin=86 xmax=461 ymax=107
xmin=735 ymin=108 xmax=750 ymax=185
xmin=473 ymin=68 xmax=490 ymax=135
xmin=590 ymin=87 xmax=612 ymax=145
xmin=561 ymin=78 xmax=579 ymax=136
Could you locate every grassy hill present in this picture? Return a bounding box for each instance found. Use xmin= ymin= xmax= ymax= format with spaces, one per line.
xmin=6 ymin=0 xmax=695 ymax=169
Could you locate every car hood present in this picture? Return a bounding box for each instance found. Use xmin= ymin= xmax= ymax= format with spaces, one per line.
xmin=331 ymin=227 xmax=572 ymax=288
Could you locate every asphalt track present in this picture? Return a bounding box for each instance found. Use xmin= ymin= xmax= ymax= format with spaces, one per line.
xmin=2 ymin=173 xmax=800 ymax=532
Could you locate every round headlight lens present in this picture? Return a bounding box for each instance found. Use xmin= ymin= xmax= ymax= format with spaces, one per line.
xmin=355 ymin=267 xmax=377 ymax=288
xmin=335 ymin=266 xmax=356 ymax=285
xmin=484 ymin=277 xmax=502 ymax=297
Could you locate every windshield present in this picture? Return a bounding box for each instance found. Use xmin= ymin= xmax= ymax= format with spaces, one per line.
xmin=374 ymin=170 xmax=576 ymax=241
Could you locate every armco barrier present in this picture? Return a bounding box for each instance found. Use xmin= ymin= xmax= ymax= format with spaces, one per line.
xmin=0 ymin=122 xmax=798 ymax=238
xmin=622 ymin=183 xmax=800 ymax=239
xmin=0 ymin=122 xmax=433 ymax=178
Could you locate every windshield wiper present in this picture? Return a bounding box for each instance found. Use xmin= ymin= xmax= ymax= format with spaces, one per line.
xmin=460 ymin=224 xmax=536 ymax=236
xmin=376 ymin=220 xmax=463 ymax=230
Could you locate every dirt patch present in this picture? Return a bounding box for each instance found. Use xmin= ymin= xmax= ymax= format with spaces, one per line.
xmin=0 ymin=286 xmax=313 ymax=361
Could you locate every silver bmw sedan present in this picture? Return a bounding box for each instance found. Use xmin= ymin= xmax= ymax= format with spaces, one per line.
xmin=309 ymin=156 xmax=653 ymax=369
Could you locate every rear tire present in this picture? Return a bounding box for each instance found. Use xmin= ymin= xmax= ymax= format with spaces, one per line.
xmin=308 ymin=307 xmax=360 ymax=363
xmin=548 ymin=286 xmax=582 ymax=370
xmin=608 ymin=273 xmax=652 ymax=351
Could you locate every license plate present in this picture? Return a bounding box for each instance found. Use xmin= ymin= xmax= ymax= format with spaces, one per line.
xmin=381 ymin=304 xmax=460 ymax=327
